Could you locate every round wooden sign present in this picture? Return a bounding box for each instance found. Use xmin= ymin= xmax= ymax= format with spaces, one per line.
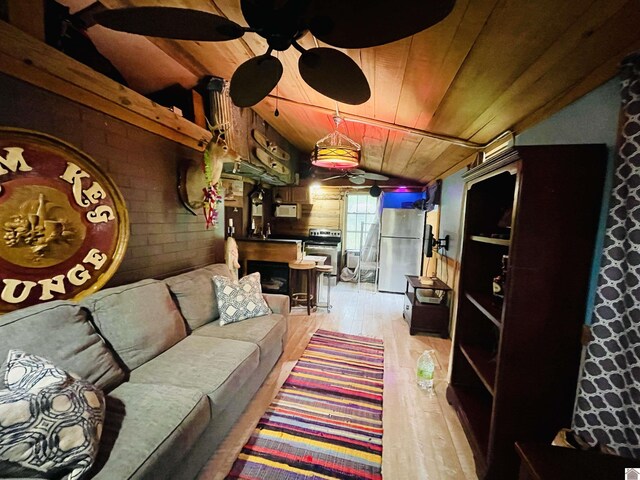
xmin=0 ymin=127 xmax=129 ymax=313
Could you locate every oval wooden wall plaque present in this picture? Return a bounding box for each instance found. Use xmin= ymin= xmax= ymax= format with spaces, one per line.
xmin=0 ymin=127 xmax=129 ymax=313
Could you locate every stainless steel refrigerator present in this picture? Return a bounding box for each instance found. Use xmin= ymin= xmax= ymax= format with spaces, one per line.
xmin=378 ymin=209 xmax=425 ymax=293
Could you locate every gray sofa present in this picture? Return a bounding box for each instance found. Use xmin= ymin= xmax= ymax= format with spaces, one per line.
xmin=0 ymin=263 xmax=289 ymax=480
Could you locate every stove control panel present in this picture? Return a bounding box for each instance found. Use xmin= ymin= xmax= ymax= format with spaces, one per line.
xmin=309 ymin=228 xmax=341 ymax=239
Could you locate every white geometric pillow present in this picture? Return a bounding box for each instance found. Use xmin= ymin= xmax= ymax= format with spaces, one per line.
xmin=212 ymin=272 xmax=272 ymax=326
xmin=0 ymin=350 xmax=105 ymax=480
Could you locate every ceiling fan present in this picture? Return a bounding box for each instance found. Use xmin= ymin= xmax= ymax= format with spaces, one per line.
xmin=93 ymin=0 xmax=456 ymax=108
xmin=320 ymin=168 xmax=389 ymax=185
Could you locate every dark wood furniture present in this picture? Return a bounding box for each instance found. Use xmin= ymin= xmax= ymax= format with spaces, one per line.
xmin=403 ymin=275 xmax=451 ymax=337
xmin=446 ymin=145 xmax=607 ymax=479
xmin=516 ymin=442 xmax=640 ymax=480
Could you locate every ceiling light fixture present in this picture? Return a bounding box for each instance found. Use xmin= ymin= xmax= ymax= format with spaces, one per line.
xmin=312 ymin=114 xmax=361 ymax=170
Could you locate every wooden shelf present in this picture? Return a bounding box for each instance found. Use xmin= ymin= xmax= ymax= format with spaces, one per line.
xmin=465 ymin=292 xmax=503 ymax=327
xmin=451 ymin=145 xmax=607 ymax=479
xmin=470 ymin=235 xmax=511 ymax=246
xmin=0 ymin=20 xmax=211 ymax=151
xmin=460 ymin=343 xmax=497 ymax=395
xmin=446 ymin=385 xmax=491 ymax=463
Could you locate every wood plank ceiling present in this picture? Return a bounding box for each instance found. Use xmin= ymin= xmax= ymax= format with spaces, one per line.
xmin=59 ymin=0 xmax=640 ymax=183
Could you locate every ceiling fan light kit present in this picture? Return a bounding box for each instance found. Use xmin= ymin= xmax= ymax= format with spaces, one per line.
xmin=93 ymin=1 xmax=456 ymax=108
xmin=312 ymin=115 xmax=361 ymax=169
xmin=312 ymin=144 xmax=361 ymax=169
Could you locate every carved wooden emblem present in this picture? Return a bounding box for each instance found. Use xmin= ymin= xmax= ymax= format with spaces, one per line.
xmin=0 ymin=128 xmax=129 ymax=313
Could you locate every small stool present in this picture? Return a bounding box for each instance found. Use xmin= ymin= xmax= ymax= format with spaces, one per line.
xmin=315 ymin=265 xmax=333 ymax=313
xmin=288 ymin=260 xmax=315 ymax=315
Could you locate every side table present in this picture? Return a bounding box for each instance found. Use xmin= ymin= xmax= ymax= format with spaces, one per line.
xmin=404 ymin=275 xmax=451 ymax=337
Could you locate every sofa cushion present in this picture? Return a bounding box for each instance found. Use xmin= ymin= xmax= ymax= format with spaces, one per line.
xmin=202 ymin=263 xmax=235 ymax=281
xmin=81 ymin=280 xmax=187 ymax=371
xmin=0 ymin=300 xmax=125 ymax=392
xmin=213 ymin=273 xmax=272 ymax=326
xmin=262 ymin=293 xmax=290 ymax=316
xmin=193 ymin=313 xmax=286 ymax=362
xmin=0 ymin=350 xmax=105 ymax=480
xmin=90 ymin=383 xmax=209 ymax=480
xmin=128 ymin=336 xmax=259 ymax=417
xmin=164 ymin=267 xmax=224 ymax=331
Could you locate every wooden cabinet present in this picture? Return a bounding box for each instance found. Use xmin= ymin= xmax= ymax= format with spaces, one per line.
xmin=273 ymin=186 xmax=310 ymax=204
xmin=446 ymin=145 xmax=607 ymax=479
xmin=403 ymin=276 xmax=451 ymax=337
xmin=291 ymin=186 xmax=310 ymax=203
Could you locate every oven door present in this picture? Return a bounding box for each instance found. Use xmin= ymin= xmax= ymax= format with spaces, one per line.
xmin=304 ymin=243 xmax=339 ymax=282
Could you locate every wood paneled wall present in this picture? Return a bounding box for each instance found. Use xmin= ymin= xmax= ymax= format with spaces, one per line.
xmin=271 ymin=187 xmax=344 ymax=236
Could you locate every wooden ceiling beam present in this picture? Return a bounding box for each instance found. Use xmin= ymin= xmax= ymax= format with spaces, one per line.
xmin=265 ymin=94 xmax=489 ymax=149
xmin=0 ymin=20 xmax=210 ymax=150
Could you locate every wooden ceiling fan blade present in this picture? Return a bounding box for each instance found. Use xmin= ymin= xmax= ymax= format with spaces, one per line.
xmin=241 ymin=0 xmax=310 ymax=33
xmin=321 ymin=175 xmax=344 ymax=181
xmin=307 ymin=0 xmax=456 ymax=48
xmin=240 ymin=0 xmax=278 ymax=32
xmin=298 ymin=48 xmax=370 ymax=105
xmin=94 ymin=7 xmax=245 ymax=41
xmin=230 ymin=55 xmax=283 ymax=107
xmin=348 ymin=168 xmax=366 ymax=175
xmin=362 ymin=172 xmax=389 ymax=181
xmin=349 ymin=176 xmax=366 ymax=185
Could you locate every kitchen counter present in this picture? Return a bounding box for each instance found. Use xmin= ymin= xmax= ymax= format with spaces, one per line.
xmin=236 ymin=237 xmax=302 ymax=244
xmin=236 ymin=238 xmax=303 ymax=274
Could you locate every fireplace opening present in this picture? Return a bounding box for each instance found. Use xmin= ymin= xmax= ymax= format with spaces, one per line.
xmin=246 ymin=261 xmax=289 ymax=295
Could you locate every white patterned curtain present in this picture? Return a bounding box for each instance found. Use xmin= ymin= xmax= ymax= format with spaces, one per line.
xmin=572 ymin=53 xmax=640 ymax=459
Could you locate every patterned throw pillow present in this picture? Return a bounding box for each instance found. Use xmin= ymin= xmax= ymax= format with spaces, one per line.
xmin=212 ymin=272 xmax=272 ymax=326
xmin=0 ymin=350 xmax=105 ymax=480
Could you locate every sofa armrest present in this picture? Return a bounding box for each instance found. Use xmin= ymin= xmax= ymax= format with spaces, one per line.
xmin=263 ymin=293 xmax=290 ymax=316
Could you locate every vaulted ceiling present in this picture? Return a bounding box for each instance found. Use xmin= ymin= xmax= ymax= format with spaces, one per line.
xmin=59 ymin=0 xmax=640 ymax=183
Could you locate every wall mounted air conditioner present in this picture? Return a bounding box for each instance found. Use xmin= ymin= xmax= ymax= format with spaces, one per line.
xmin=274 ymin=203 xmax=299 ymax=218
xmin=346 ymin=250 xmax=360 ymax=269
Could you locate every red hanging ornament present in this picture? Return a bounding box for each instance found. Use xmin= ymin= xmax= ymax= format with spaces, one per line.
xmin=202 ymin=183 xmax=222 ymax=229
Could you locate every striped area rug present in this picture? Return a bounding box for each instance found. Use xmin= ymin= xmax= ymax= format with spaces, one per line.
xmin=226 ymin=329 xmax=384 ymax=480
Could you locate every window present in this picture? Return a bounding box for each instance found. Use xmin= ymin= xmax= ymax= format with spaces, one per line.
xmin=345 ymin=194 xmax=379 ymax=251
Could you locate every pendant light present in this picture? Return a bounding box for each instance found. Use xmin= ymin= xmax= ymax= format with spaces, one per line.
xmin=311 ymin=113 xmax=361 ymax=169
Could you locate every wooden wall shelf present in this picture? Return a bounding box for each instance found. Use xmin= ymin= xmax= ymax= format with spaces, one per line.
xmin=465 ymin=292 xmax=503 ymax=327
xmin=470 ymin=235 xmax=511 ymax=246
xmin=459 ymin=343 xmax=496 ymax=395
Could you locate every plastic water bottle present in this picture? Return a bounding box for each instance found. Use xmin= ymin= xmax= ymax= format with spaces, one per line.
xmin=417 ymin=350 xmax=435 ymax=393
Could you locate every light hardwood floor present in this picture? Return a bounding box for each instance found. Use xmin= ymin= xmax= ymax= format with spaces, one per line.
xmin=198 ymin=282 xmax=477 ymax=480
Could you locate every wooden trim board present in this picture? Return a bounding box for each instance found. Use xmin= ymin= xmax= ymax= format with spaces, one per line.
xmin=0 ymin=20 xmax=211 ymax=151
